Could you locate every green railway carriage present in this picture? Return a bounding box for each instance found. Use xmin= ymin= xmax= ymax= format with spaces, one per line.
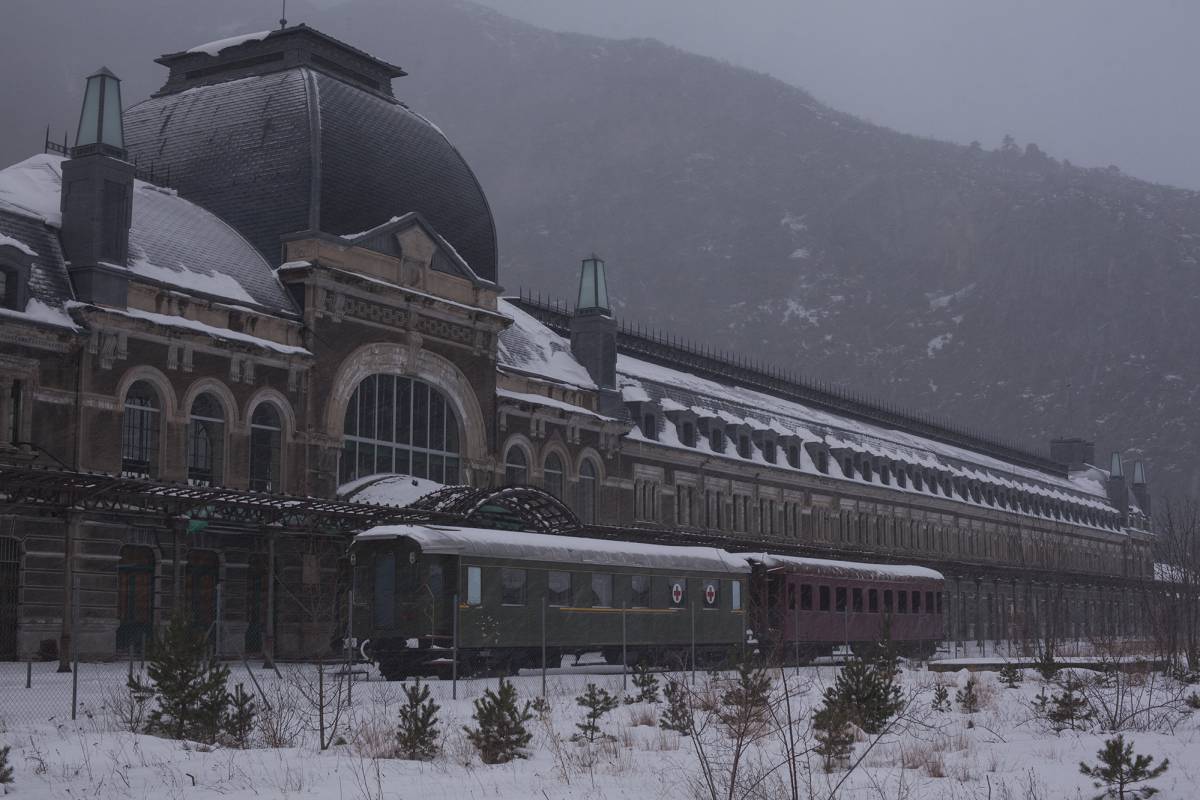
xmin=351 ymin=525 xmax=751 ymax=679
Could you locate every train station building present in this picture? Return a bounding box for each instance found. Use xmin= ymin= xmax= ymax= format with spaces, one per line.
xmin=0 ymin=25 xmax=1157 ymax=663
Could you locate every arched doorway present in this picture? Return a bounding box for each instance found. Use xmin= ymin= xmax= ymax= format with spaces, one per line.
xmin=0 ymin=537 xmax=19 ymax=660
xmin=116 ymin=545 xmax=154 ymax=653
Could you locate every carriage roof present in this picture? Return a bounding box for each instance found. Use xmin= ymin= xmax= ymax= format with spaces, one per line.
xmin=355 ymin=524 xmax=753 ymax=574
xmin=743 ymin=553 xmax=944 ymax=583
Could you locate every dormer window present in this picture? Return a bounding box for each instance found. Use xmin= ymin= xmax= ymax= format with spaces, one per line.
xmin=710 ymin=428 xmax=725 ymax=453
xmin=843 ymin=457 xmax=854 ymax=478
xmin=816 ymin=450 xmax=829 ymax=474
xmin=737 ymin=434 xmax=751 ymax=459
xmin=0 ymin=268 xmax=10 ymax=309
xmin=763 ymin=440 xmax=777 ymax=464
xmin=680 ymin=421 xmax=696 ymax=448
xmin=0 ymin=250 xmax=33 ymax=312
xmin=879 ymin=465 xmax=891 ymax=485
xmin=896 ymin=468 xmax=907 ymax=489
xmin=641 ymin=413 xmax=658 ymax=441
xmin=860 ymin=461 xmax=873 ymax=482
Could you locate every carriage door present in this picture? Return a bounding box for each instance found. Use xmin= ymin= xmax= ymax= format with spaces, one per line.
xmin=116 ymin=546 xmax=154 ymax=653
xmin=0 ymin=537 xmax=19 ymax=660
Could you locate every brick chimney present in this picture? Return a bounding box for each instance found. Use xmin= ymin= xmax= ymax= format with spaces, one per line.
xmin=1050 ymin=437 xmax=1095 ymax=470
xmin=61 ymin=67 xmax=132 ymax=308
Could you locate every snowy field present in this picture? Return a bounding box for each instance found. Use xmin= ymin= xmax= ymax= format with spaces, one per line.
xmin=2 ymin=658 xmax=1199 ymax=799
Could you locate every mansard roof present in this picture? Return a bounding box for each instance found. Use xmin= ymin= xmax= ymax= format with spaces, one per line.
xmin=0 ymin=153 xmax=294 ymax=314
xmin=123 ymin=26 xmax=499 ymax=282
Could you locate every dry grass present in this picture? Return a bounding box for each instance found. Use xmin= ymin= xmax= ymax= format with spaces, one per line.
xmin=626 ymin=706 xmax=657 ymax=727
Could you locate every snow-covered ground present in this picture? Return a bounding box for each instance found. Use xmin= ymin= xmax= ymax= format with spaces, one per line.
xmin=2 ymin=659 xmax=1198 ymax=799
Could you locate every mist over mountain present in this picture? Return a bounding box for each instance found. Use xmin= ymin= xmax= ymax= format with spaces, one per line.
xmin=3 ymin=0 xmax=1198 ymax=498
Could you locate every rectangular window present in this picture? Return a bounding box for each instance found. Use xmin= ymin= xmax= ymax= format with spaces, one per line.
xmin=800 ymin=583 xmax=813 ymax=611
xmin=730 ymin=580 xmax=742 ymax=611
xmin=926 ymin=591 xmax=935 ymax=614
xmin=591 ymin=573 xmax=613 ymax=607
xmin=898 ymin=590 xmax=908 ymax=614
xmin=819 ymin=585 xmax=831 ymax=612
xmin=852 ymin=587 xmax=863 ymax=613
xmin=466 ymin=566 xmax=481 ymax=606
xmin=869 ymin=588 xmax=879 ymax=612
xmin=912 ymin=591 xmax=922 ymax=613
xmin=883 ymin=589 xmax=893 ymax=613
xmin=373 ymin=554 xmax=395 ymax=628
xmin=501 ymin=568 xmax=526 ymax=606
xmin=835 ymin=586 xmax=847 ymax=612
xmin=787 ymin=583 xmax=796 ymax=610
xmin=936 ymin=592 xmax=943 ymax=614
xmin=548 ymin=571 xmax=572 ymax=606
xmin=631 ymin=574 xmax=651 ymax=608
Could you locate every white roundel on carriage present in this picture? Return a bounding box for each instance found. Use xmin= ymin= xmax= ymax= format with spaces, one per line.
xmin=671 ymin=582 xmax=684 ymax=605
xmin=703 ymin=581 xmax=718 ymax=607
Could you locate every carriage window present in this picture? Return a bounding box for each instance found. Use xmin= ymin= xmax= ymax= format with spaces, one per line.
xmin=730 ymin=580 xmax=742 ymax=611
xmin=702 ymin=579 xmax=719 ymax=609
xmin=819 ymin=585 xmax=831 ymax=611
xmin=912 ymin=590 xmax=922 ymax=613
xmin=668 ymin=577 xmax=687 ymax=607
xmin=466 ymin=566 xmax=481 ymax=606
xmin=883 ymin=589 xmax=893 ymax=613
xmin=631 ymin=574 xmax=651 ymax=608
xmin=786 ymin=583 xmax=796 ymax=610
xmin=374 ymin=554 xmax=395 ymax=627
xmin=869 ymin=588 xmax=879 ymax=613
xmin=800 ymin=583 xmax=812 ymax=611
xmin=591 ymin=573 xmax=613 ymax=607
xmin=926 ymin=591 xmax=935 ymax=614
xmin=835 ymin=586 xmax=847 ymax=612
xmin=852 ymin=588 xmax=863 ymax=613
xmin=548 ymin=571 xmax=572 ymax=606
xmin=501 ymin=568 xmax=526 ymax=606
xmin=936 ymin=592 xmax=943 ymax=614
xmin=898 ymin=590 xmax=908 ymax=614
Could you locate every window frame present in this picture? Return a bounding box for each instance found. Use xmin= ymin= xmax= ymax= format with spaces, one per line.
xmin=465 ymin=565 xmax=482 ymax=606
xmin=630 ymin=574 xmax=651 ymax=608
xmin=500 ymin=567 xmax=527 ymax=606
xmin=590 ymin=572 xmax=614 ymax=608
xmin=548 ymin=570 xmax=572 ymax=607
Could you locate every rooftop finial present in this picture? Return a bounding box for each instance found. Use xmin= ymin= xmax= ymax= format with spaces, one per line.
xmin=280 ymin=0 xmax=288 ymax=30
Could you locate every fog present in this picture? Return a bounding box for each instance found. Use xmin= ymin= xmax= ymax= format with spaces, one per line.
xmin=471 ymin=0 xmax=1200 ymax=190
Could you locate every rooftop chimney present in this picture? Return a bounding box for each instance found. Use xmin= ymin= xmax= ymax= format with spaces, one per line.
xmin=1106 ymin=451 xmax=1129 ymax=526
xmin=1049 ymin=437 xmax=1095 ymax=471
xmin=1131 ymin=460 xmax=1151 ymax=518
xmin=569 ymin=255 xmax=621 ymax=416
xmin=61 ymin=67 xmax=132 ymax=308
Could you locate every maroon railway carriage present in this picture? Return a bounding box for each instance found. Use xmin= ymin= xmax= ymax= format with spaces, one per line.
xmin=747 ymin=554 xmax=945 ymax=659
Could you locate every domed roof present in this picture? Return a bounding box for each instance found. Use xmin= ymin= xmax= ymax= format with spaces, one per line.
xmin=122 ymin=25 xmax=498 ymax=283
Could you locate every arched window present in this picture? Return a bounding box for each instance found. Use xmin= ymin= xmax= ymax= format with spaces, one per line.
xmin=340 ymin=375 xmax=461 ymax=485
xmin=504 ymin=445 xmax=529 ymax=485
xmin=187 ymin=393 xmax=226 ymax=486
xmin=577 ymin=458 xmax=598 ymax=525
xmin=249 ymin=403 xmax=282 ymax=492
xmin=122 ymin=381 xmax=161 ymax=477
xmin=543 ymin=453 xmax=565 ymax=499
xmin=116 ymin=546 xmax=154 ymax=652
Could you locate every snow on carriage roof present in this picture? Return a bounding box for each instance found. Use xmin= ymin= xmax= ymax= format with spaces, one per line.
xmin=744 ymin=553 xmax=943 ymax=582
xmin=355 ymin=524 xmax=752 ymax=573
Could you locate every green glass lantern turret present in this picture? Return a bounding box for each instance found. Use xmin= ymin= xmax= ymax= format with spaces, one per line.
xmin=73 ymin=67 xmax=126 ymax=158
xmin=575 ymin=254 xmax=610 ymax=315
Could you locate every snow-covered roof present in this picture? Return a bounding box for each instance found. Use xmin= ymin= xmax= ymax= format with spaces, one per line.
xmin=356 ymin=524 xmax=752 ymax=574
xmin=72 ymin=304 xmax=309 ymax=355
xmin=497 ymin=298 xmax=597 ymax=390
xmin=746 ymin=553 xmax=944 ymax=582
xmin=338 ymin=474 xmax=444 ymax=507
xmin=0 ymin=153 xmax=295 ymax=313
xmin=497 ymin=388 xmax=618 ymax=421
xmin=186 ymin=31 xmax=272 ymax=56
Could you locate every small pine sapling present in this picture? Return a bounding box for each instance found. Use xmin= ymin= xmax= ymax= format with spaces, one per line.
xmin=464 ymin=678 xmax=533 ymax=764
xmin=956 ymin=676 xmax=981 ymax=713
xmin=629 ymin=661 xmax=661 ymax=704
xmin=822 ymin=655 xmax=903 ymax=734
xmin=396 ymin=679 xmax=441 ymax=760
xmin=660 ymin=679 xmax=693 ymax=735
xmin=1048 ymin=675 xmax=1094 ymax=732
xmin=931 ymin=684 xmax=951 ymax=712
xmin=999 ymin=662 xmax=1024 ymax=688
xmin=144 ymin=614 xmax=231 ymax=742
xmin=224 ymin=683 xmax=258 ymax=748
xmin=813 ymin=703 xmax=855 ymax=772
xmin=0 ymin=744 xmax=12 ymax=787
xmin=1079 ymin=735 xmax=1168 ymax=800
xmin=574 ymin=683 xmax=620 ymax=742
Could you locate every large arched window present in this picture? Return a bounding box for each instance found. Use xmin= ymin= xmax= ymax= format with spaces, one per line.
xmin=340 ymin=375 xmax=461 ymax=485
xmin=187 ymin=393 xmax=225 ymax=486
xmin=543 ymin=453 xmax=565 ymax=499
xmin=577 ymin=458 xmax=598 ymax=525
xmin=504 ymin=445 xmax=529 ymax=485
xmin=249 ymin=403 xmax=282 ymax=492
xmin=122 ymin=381 xmax=161 ymax=477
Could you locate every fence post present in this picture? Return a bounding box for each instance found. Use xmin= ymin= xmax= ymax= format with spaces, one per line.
xmin=26 ymin=660 xmax=31 ymax=689
xmin=71 ymin=574 xmax=79 ymax=720
xmin=346 ymin=586 xmax=354 ymax=707
xmin=794 ymin=604 xmax=800 ymax=676
xmin=452 ymin=592 xmax=459 ymax=701
xmin=318 ymin=658 xmax=326 ymax=750
xmin=621 ymin=603 xmax=628 ymax=693
xmin=215 ymin=581 xmax=223 ymax=661
xmin=690 ymin=599 xmax=696 ymax=686
xmin=541 ymin=594 xmax=547 ymax=699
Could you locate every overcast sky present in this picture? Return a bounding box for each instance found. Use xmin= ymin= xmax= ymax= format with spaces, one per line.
xmin=464 ymin=0 xmax=1200 ymax=190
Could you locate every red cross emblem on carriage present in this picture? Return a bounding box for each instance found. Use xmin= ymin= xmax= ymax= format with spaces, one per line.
xmin=671 ymin=582 xmax=684 ymax=605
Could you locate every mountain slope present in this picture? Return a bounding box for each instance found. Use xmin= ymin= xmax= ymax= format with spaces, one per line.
xmin=3 ymin=0 xmax=1198 ymax=497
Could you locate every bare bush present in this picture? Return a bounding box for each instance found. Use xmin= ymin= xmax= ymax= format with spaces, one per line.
xmin=258 ymin=680 xmax=305 ymax=748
